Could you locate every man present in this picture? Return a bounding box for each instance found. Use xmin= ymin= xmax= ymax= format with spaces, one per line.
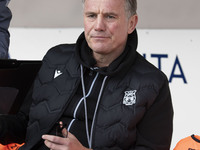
xmin=0 ymin=0 xmax=11 ymax=58
xmin=0 ymin=0 xmax=173 ymax=149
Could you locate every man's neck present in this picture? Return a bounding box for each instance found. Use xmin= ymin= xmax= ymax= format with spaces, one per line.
xmin=95 ymin=55 xmax=111 ymax=68
xmin=93 ymin=51 xmax=123 ymax=68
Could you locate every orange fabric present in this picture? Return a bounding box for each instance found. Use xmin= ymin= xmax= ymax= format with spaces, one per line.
xmin=0 ymin=143 xmax=24 ymax=150
xmin=174 ymin=135 xmax=200 ymax=150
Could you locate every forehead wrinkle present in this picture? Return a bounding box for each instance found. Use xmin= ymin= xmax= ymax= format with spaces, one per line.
xmin=84 ymin=0 xmax=124 ymax=15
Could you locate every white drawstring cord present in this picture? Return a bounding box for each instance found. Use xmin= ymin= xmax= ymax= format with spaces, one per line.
xmin=67 ymin=70 xmax=99 ymax=131
xmin=80 ymin=65 xmax=108 ymax=148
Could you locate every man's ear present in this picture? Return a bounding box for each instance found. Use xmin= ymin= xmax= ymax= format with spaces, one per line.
xmin=128 ymin=14 xmax=138 ymax=34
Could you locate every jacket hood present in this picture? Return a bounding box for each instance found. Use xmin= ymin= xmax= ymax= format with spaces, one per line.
xmin=75 ymin=29 xmax=138 ymax=77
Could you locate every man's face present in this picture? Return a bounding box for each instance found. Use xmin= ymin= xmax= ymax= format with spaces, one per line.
xmin=84 ymin=0 xmax=137 ymax=57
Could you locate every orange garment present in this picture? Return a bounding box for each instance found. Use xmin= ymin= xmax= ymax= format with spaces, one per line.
xmin=0 ymin=143 xmax=24 ymax=150
xmin=174 ymin=134 xmax=200 ymax=150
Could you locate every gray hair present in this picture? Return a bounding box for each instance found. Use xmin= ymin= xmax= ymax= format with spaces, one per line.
xmin=125 ymin=0 xmax=137 ymax=18
xmin=82 ymin=0 xmax=137 ymax=18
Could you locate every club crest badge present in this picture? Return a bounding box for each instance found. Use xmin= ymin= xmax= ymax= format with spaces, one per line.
xmin=123 ymin=90 xmax=137 ymax=106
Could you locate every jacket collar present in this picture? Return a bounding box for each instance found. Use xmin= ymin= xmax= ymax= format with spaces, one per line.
xmin=75 ymin=29 xmax=138 ymax=77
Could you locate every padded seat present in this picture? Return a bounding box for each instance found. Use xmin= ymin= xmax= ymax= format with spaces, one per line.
xmin=0 ymin=59 xmax=41 ymax=114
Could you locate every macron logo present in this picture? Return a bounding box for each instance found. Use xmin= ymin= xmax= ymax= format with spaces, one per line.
xmin=54 ymin=69 xmax=63 ymax=78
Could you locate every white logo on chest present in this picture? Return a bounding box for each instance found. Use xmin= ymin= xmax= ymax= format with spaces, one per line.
xmin=123 ymin=90 xmax=137 ymax=106
xmin=54 ymin=69 xmax=63 ymax=79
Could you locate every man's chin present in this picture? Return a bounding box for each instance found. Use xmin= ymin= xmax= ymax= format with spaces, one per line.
xmin=89 ymin=41 xmax=108 ymax=49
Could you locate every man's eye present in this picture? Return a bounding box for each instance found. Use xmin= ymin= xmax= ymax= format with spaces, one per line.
xmin=106 ymin=15 xmax=116 ymax=20
xmin=87 ymin=14 xmax=96 ymax=18
xmin=108 ymin=16 xmax=115 ymax=19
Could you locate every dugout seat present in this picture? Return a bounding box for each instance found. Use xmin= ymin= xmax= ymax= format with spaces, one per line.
xmin=0 ymin=59 xmax=41 ymax=114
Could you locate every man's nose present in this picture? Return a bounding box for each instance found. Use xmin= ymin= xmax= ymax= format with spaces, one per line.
xmin=94 ymin=16 xmax=106 ymax=31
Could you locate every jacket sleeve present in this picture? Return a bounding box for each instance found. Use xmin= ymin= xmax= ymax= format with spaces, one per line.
xmin=0 ymin=0 xmax=12 ymax=59
xmin=0 ymin=85 xmax=34 ymax=145
xmin=134 ymin=79 xmax=173 ymax=150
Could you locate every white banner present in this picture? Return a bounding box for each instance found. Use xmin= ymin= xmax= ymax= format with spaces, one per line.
xmin=9 ymin=28 xmax=200 ymax=149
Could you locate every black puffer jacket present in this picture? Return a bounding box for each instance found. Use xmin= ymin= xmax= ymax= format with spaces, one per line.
xmin=0 ymin=30 xmax=173 ymax=150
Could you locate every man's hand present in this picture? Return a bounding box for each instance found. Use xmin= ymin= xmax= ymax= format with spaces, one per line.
xmin=42 ymin=132 xmax=92 ymax=150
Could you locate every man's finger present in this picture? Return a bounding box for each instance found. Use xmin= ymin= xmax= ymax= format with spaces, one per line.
xmin=42 ymin=134 xmax=67 ymax=145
